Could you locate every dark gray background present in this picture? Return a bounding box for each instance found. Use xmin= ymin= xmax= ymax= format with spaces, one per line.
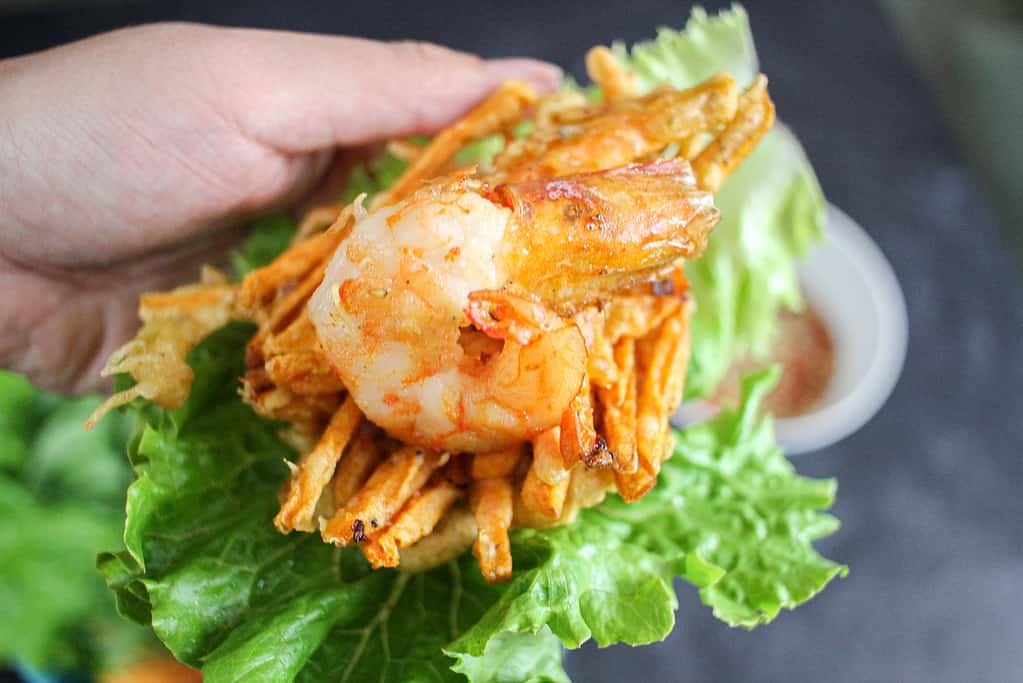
xmin=2 ymin=1 xmax=1021 ymax=682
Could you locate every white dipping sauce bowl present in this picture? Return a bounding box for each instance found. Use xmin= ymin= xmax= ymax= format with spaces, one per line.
xmin=672 ymin=204 xmax=909 ymax=455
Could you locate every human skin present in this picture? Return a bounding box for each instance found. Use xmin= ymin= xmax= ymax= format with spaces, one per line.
xmin=0 ymin=22 xmax=561 ymax=393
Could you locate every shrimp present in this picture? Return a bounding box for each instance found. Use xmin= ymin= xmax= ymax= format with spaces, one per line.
xmin=493 ymin=72 xmax=739 ymax=183
xmin=307 ymin=158 xmax=718 ymax=453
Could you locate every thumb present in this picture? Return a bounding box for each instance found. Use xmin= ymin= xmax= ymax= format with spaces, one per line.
xmin=205 ymin=27 xmax=562 ymax=152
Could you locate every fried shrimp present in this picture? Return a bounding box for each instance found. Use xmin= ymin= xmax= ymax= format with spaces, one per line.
xmin=308 ymin=159 xmax=718 ymax=453
xmin=93 ymin=47 xmax=779 ymax=582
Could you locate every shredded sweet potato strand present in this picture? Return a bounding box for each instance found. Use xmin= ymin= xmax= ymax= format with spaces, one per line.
xmin=362 ymin=479 xmax=463 ymax=568
xmin=585 ymin=46 xmax=638 ymax=102
xmin=470 ymin=477 xmax=514 ymax=583
xmin=275 ymin=395 xmax=363 ymax=533
xmin=321 ymin=446 xmax=448 ymax=546
xmin=372 ymin=80 xmax=538 ymax=208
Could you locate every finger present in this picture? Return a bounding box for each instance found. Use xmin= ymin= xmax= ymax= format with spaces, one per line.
xmin=203 ymin=28 xmax=562 ymax=152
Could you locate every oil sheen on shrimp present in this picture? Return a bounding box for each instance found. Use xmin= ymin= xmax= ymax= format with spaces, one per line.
xmin=308 ymin=159 xmax=718 ymax=453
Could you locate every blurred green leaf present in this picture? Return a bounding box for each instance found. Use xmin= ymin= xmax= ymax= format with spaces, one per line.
xmin=231 ymin=213 xmax=298 ymax=279
xmin=0 ymin=370 xmax=159 ymax=675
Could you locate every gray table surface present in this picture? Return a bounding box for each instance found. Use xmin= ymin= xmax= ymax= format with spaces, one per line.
xmin=3 ymin=1 xmax=1021 ymax=682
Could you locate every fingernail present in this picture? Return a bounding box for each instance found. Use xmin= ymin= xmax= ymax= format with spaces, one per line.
xmin=485 ymin=58 xmax=563 ymax=91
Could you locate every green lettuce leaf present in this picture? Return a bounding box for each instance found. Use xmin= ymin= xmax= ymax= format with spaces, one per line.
xmin=611 ymin=6 xmax=758 ymax=88
xmin=613 ymin=6 xmax=827 ymax=397
xmin=341 ymin=151 xmax=409 ymax=204
xmin=449 ymin=628 xmax=569 ymax=683
xmin=0 ymin=371 xmax=155 ymax=674
xmin=0 ymin=371 xmax=39 ymax=470
xmin=102 ymin=322 xmax=842 ymax=682
xmin=232 ymin=213 xmax=298 ymax=278
xmin=600 ymin=368 xmax=846 ymax=628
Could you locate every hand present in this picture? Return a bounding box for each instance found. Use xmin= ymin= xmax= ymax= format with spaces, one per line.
xmin=0 ymin=22 xmax=560 ymax=394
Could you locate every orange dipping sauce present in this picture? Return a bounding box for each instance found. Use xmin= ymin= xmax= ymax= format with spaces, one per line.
xmin=711 ymin=305 xmax=835 ymax=418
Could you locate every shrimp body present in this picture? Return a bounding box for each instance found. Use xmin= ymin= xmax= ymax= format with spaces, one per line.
xmin=309 ymin=160 xmax=717 ymax=453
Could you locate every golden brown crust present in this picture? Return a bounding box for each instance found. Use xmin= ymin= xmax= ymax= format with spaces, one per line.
xmin=362 ymin=478 xmax=463 ymax=569
xmin=275 ymin=395 xmax=363 ymax=533
xmin=321 ymin=446 xmax=448 ymax=546
xmin=585 ymin=46 xmax=639 ymax=102
xmin=470 ymin=477 xmax=514 ymax=583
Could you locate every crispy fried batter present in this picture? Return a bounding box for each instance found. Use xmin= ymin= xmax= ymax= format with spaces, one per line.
xmin=586 ymin=46 xmax=638 ymax=102
xmin=470 ymin=446 xmax=524 ymax=480
xmin=293 ymin=204 xmax=347 ymax=244
xmin=663 ymin=301 xmax=695 ymax=418
xmin=692 ymin=75 xmax=774 ymax=192
xmin=275 ymin=395 xmax=363 ymax=533
xmin=85 ymin=276 xmax=236 ymax=430
xmin=93 ymin=65 xmax=775 ymax=582
xmin=603 ymin=292 xmax=684 ymax=343
xmin=597 ymin=337 xmax=639 ymax=475
xmin=495 ymin=72 xmax=738 ymax=184
xmin=242 ymin=384 xmax=339 ymax=426
xmin=321 ymin=446 xmax=448 ymax=546
xmin=237 ymin=229 xmax=343 ymax=318
xmin=331 ymin=430 xmax=383 ymax=507
xmin=362 ymin=479 xmax=463 ymax=569
xmin=615 ymin=302 xmax=692 ymax=502
xmin=576 ymin=307 xmax=616 ymax=389
xmin=236 ymin=209 xmax=357 ymax=425
xmin=398 ymin=506 xmax=477 ymax=573
xmin=469 ymin=477 xmax=514 ymax=583
xmin=561 ymin=466 xmax=615 ymax=524
xmin=534 ymin=90 xmax=591 ymax=128
xmin=386 ymin=139 xmax=427 ymax=164
xmin=560 ymin=382 xmax=608 ymax=468
xmin=261 ymin=313 xmax=344 ymax=395
xmin=521 ymin=427 xmax=571 ymax=519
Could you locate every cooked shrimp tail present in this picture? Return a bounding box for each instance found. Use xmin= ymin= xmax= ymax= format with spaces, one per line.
xmin=464 ymin=289 xmax=587 ymax=443
xmin=493 ymin=158 xmax=719 ymax=311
